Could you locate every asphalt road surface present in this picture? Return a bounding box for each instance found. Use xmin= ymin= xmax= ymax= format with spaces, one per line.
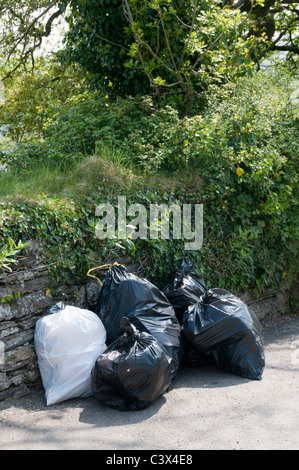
xmin=0 ymin=313 xmax=298 ymax=451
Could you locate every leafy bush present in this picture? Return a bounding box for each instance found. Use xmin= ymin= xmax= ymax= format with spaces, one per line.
xmin=0 ymin=70 xmax=297 ymax=298
xmin=42 ymin=92 xmax=178 ymax=163
xmin=0 ymin=57 xmax=86 ymax=142
xmin=0 ymin=238 xmax=28 ymax=273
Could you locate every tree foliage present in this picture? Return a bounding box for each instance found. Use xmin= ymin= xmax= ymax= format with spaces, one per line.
xmin=0 ymin=1 xmax=298 ymax=110
xmin=0 ymin=56 xmax=85 ymax=141
xmin=226 ymin=0 xmax=299 ymax=57
xmin=63 ymin=1 xmax=257 ymax=109
xmin=0 ymin=0 xmax=66 ymax=80
xmin=61 ymin=0 xmax=299 ymax=112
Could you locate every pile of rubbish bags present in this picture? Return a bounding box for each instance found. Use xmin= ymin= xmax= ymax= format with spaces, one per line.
xmin=34 ymin=258 xmax=265 ymax=410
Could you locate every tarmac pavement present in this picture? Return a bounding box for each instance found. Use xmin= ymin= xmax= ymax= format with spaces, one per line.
xmin=0 ymin=313 xmax=298 ymax=451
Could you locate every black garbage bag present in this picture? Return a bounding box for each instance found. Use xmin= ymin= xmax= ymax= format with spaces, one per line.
xmin=162 ymin=257 xmax=207 ymax=324
xmin=91 ymin=318 xmax=174 ymax=411
xmin=183 ymin=288 xmax=265 ymax=380
xmin=94 ymin=264 xmax=182 ymax=379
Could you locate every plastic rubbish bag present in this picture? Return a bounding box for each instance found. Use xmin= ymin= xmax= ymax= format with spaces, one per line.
xmin=91 ymin=318 xmax=173 ymax=411
xmin=34 ymin=302 xmax=107 ymax=405
xmin=163 ymin=258 xmax=207 ymax=324
xmin=94 ymin=264 xmax=182 ymax=379
xmin=183 ymin=288 xmax=265 ymax=380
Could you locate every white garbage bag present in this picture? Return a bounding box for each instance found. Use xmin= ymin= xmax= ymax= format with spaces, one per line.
xmin=34 ymin=303 xmax=107 ymax=406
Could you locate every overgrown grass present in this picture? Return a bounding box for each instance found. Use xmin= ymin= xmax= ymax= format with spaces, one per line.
xmin=0 ymin=142 xmax=189 ymax=202
xmin=0 ymin=144 xmax=136 ymax=201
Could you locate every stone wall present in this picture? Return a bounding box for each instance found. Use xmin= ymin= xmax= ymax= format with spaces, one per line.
xmin=0 ymin=241 xmax=291 ymax=402
xmin=0 ymin=241 xmax=138 ymax=401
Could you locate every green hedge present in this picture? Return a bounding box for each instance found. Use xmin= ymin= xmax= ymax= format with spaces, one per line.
xmin=0 ymin=70 xmax=298 ymax=296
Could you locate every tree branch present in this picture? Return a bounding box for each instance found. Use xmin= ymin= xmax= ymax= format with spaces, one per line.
xmin=6 ymin=1 xmax=61 ymax=61
xmin=122 ymin=0 xmax=175 ymax=75
xmin=191 ymin=32 xmax=225 ymax=75
xmin=179 ymin=0 xmax=198 ymax=69
xmin=1 ymin=1 xmax=66 ymax=80
xmin=260 ymin=15 xmax=299 ymax=57
xmin=270 ymin=44 xmax=299 ymax=54
xmin=231 ymin=0 xmax=248 ymax=9
xmin=158 ymin=6 xmax=177 ymax=72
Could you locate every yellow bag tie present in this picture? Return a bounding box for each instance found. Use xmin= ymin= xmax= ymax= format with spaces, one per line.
xmin=87 ymin=262 xmax=121 ymax=286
